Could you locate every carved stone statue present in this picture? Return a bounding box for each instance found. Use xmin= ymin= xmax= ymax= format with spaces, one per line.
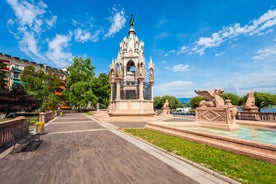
xmin=161 ymin=99 xmax=170 ymax=115
xmin=245 ymin=92 xmax=256 ymax=108
xmin=195 ymin=88 xmax=239 ymax=130
xmin=163 ymin=99 xmax=169 ymax=108
xmin=194 ymin=89 xmax=225 ymax=107
xmin=243 ymin=92 xmax=258 ymax=112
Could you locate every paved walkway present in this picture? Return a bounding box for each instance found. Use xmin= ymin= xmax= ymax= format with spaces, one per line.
xmin=0 ymin=113 xmax=238 ymax=184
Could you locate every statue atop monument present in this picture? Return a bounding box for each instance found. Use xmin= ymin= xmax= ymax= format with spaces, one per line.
xmin=243 ymin=92 xmax=259 ymax=112
xmin=244 ymin=92 xmax=257 ymax=108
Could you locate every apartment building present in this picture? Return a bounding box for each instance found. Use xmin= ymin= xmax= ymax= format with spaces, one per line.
xmin=0 ymin=52 xmax=67 ymax=89
xmin=0 ymin=52 xmax=68 ymax=109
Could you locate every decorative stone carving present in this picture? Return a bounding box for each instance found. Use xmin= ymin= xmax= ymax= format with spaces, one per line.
xmin=243 ymin=92 xmax=259 ymax=112
xmin=162 ymin=99 xmax=170 ymax=115
xmin=195 ymin=89 xmax=239 ymax=131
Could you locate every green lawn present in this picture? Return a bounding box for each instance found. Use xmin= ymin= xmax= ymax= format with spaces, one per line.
xmin=123 ymin=128 xmax=276 ymax=184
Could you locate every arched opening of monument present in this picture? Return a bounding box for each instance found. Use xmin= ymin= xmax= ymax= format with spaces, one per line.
xmin=125 ymin=60 xmax=136 ymax=85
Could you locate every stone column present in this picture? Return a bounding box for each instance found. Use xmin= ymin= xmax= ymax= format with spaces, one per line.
xmin=110 ymin=82 xmax=114 ymax=101
xmin=150 ymin=82 xmax=154 ymax=101
xmin=139 ymin=79 xmax=144 ymax=100
xmin=116 ymin=79 xmax=121 ymax=100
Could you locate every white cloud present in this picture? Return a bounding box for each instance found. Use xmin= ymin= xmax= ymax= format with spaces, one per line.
xmin=252 ymin=45 xmax=276 ymax=60
xmin=157 ymin=32 xmax=169 ymax=39
xmin=105 ymin=6 xmax=126 ymax=38
xmin=73 ymin=28 xmax=101 ymax=43
xmin=19 ymin=32 xmax=44 ymax=61
xmin=167 ymin=64 xmax=192 ymax=72
xmin=6 ymin=0 xmax=57 ymax=64
xmin=176 ymin=46 xmax=188 ymax=54
xmin=154 ymin=81 xmax=194 ymax=97
xmin=164 ymin=49 xmax=176 ymax=56
xmin=46 ymin=34 xmax=73 ymax=67
xmin=192 ymin=9 xmax=276 ymax=55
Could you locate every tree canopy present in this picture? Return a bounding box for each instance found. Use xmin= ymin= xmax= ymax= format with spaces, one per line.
xmin=189 ymin=96 xmax=206 ymax=109
xmin=221 ymin=93 xmax=240 ymax=106
xmin=0 ymin=61 xmax=7 ymax=90
xmin=64 ymin=57 xmax=97 ymax=109
xmin=254 ymin=92 xmax=276 ymax=109
xmin=21 ymin=65 xmax=61 ymax=110
xmin=0 ymin=85 xmax=37 ymax=114
xmin=154 ymin=95 xmax=183 ymax=109
xmin=93 ymin=73 xmax=110 ymax=109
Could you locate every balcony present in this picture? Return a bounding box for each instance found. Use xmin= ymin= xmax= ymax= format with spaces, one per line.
xmin=11 ymin=67 xmax=22 ymax=73
xmin=1 ymin=68 xmax=10 ymax=72
xmin=54 ymin=91 xmax=62 ymax=96
xmin=0 ymin=59 xmax=10 ymax=64
xmin=13 ymin=78 xmax=22 ymax=84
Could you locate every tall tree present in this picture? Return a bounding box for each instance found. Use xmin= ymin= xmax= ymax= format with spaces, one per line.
xmin=189 ymin=96 xmax=206 ymax=109
xmin=154 ymin=95 xmax=183 ymax=109
xmin=21 ymin=65 xmax=62 ymax=110
xmin=93 ymin=73 xmax=110 ymax=109
xmin=0 ymin=85 xmax=37 ymax=115
xmin=254 ymin=92 xmax=276 ymax=110
xmin=21 ymin=65 xmax=44 ymax=106
xmin=221 ymin=93 xmax=240 ymax=106
xmin=65 ymin=57 xmax=97 ymax=109
xmin=0 ymin=61 xmax=6 ymax=90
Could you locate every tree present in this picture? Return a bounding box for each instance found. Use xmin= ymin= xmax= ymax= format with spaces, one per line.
xmin=238 ymin=95 xmax=247 ymax=106
xmin=0 ymin=61 xmax=6 ymax=90
xmin=254 ymin=92 xmax=276 ymax=110
xmin=189 ymin=96 xmax=206 ymax=109
xmin=154 ymin=95 xmax=183 ymax=109
xmin=21 ymin=65 xmax=62 ymax=110
xmin=153 ymin=96 xmax=163 ymax=109
xmin=221 ymin=93 xmax=240 ymax=106
xmin=93 ymin=73 xmax=110 ymax=109
xmin=21 ymin=65 xmax=45 ymax=107
xmin=65 ymin=57 xmax=97 ymax=109
xmin=0 ymin=85 xmax=37 ymax=115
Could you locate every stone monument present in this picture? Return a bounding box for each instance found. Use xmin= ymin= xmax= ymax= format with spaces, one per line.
xmin=243 ymin=92 xmax=259 ymax=112
xmin=161 ymin=99 xmax=171 ymax=115
xmin=108 ymin=16 xmax=155 ymax=116
xmin=195 ymin=89 xmax=239 ymax=131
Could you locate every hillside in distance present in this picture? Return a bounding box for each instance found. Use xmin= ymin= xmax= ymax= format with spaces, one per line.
xmin=178 ymin=98 xmax=191 ymax=104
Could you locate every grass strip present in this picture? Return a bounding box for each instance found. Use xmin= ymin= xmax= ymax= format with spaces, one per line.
xmin=123 ymin=128 xmax=276 ymax=184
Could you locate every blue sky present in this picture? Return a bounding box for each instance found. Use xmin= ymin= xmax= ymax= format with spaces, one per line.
xmin=1 ymin=0 xmax=276 ymax=98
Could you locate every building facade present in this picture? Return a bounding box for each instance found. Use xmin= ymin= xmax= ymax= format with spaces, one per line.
xmin=0 ymin=52 xmax=68 ymax=109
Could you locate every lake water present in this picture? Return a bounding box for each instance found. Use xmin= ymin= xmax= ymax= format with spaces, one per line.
xmin=260 ymin=108 xmax=276 ymax=113
xmin=185 ymin=126 xmax=276 ymax=145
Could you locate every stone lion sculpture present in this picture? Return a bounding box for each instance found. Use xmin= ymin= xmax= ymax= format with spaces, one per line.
xmin=244 ymin=92 xmax=256 ymax=108
xmin=163 ymin=99 xmax=169 ymax=108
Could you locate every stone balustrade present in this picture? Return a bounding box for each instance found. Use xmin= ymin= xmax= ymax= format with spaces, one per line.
xmin=237 ymin=111 xmax=276 ymax=122
xmin=39 ymin=111 xmax=53 ymax=123
xmin=0 ymin=116 xmax=27 ymax=149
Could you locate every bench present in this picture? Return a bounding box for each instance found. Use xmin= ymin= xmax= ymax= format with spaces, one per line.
xmin=11 ymin=125 xmax=42 ymax=152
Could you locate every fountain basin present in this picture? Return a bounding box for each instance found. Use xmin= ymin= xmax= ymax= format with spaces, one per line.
xmin=145 ymin=121 xmax=276 ymax=165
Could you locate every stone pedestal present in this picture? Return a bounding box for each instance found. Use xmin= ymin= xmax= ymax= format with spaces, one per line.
xmin=161 ymin=107 xmax=171 ymax=115
xmin=196 ymin=107 xmax=240 ymax=131
xmin=243 ymin=107 xmax=259 ymax=112
xmin=108 ymin=100 xmax=155 ymax=116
